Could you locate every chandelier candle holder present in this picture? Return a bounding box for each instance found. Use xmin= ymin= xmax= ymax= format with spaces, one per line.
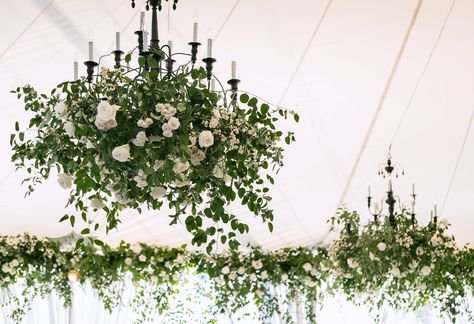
xmin=367 ymin=152 xmax=439 ymax=227
xmin=10 ymin=0 xmax=298 ymax=252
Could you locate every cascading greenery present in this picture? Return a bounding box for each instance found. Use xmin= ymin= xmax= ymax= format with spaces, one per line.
xmin=10 ymin=52 xmax=298 ymax=252
xmin=1 ymin=210 xmax=472 ymax=323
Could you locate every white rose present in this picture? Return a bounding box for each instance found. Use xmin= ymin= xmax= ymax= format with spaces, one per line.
xmin=249 ymin=273 xmax=257 ymax=281
xmin=347 ymin=258 xmax=359 ymax=269
xmin=390 ymin=267 xmax=401 ymax=277
xmin=420 ymin=266 xmax=431 ymax=276
xmin=190 ymin=150 xmax=205 ymax=166
xmin=213 ymin=108 xmax=221 ymax=119
xmin=439 ymin=218 xmax=449 ymax=227
xmin=2 ymin=264 xmax=11 ymax=273
xmin=198 ymin=130 xmax=214 ymax=147
xmin=255 ymin=289 xmax=264 ymax=298
xmin=94 ymin=101 xmax=120 ymax=131
xmin=237 ymin=266 xmax=246 ymax=275
xmin=189 ymin=136 xmax=197 ymax=146
xmin=261 ymin=270 xmax=269 ymax=280
xmin=112 ymin=144 xmax=130 ymax=162
xmin=64 ymin=121 xmax=75 ymax=137
xmin=173 ymin=179 xmax=189 ymax=187
xmin=228 ymin=272 xmax=237 ymax=280
xmin=175 ymin=255 xmax=185 ymax=264
xmin=281 ymin=273 xmax=288 ymax=281
xmin=125 ymin=258 xmax=132 ymax=266
xmin=155 ymin=103 xmax=166 ymax=112
xmin=377 ymin=242 xmax=387 ymax=251
xmin=54 ymin=101 xmax=67 ymax=116
xmin=215 ymin=276 xmax=225 ymax=285
xmin=209 ymin=117 xmax=219 ymax=129
xmin=221 ymin=266 xmax=230 ymax=274
xmin=10 ymin=259 xmax=19 ymax=268
xmin=213 ymin=161 xmax=225 ymax=178
xmin=310 ymin=269 xmax=318 ymax=276
xmin=173 ymin=159 xmax=189 ymax=173
xmin=137 ymin=118 xmax=153 ymax=128
xmin=417 ymin=283 xmax=427 ymax=290
xmin=303 ymin=262 xmax=313 ymax=272
xmin=251 ymin=260 xmax=263 ymax=270
xmin=168 ymin=117 xmax=180 ymax=130
xmin=409 ymin=260 xmax=418 ymax=269
xmin=150 ymin=186 xmax=167 ymax=199
xmin=153 ymin=160 xmax=165 ymax=171
xmin=57 ymin=173 xmax=74 ymax=189
xmin=116 ymin=193 xmax=131 ymax=205
xmin=90 ymin=198 xmax=105 ymax=209
xmin=430 ymin=234 xmax=441 ymax=246
xmin=85 ymin=140 xmax=95 ymax=149
xmin=305 ymin=279 xmax=317 ymax=287
xmin=132 ymin=131 xmax=148 ymax=147
xmin=138 ymin=255 xmax=147 ymax=262
xmin=163 ymin=130 xmax=173 ymax=138
xmin=320 ymin=264 xmax=328 ymax=272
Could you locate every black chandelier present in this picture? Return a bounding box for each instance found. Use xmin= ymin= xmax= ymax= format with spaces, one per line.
xmin=77 ymin=0 xmax=240 ymax=94
xmin=366 ymin=151 xmax=439 ymax=227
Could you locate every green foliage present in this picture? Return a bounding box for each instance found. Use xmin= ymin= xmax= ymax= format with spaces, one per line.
xmin=10 ymin=56 xmax=298 ymax=252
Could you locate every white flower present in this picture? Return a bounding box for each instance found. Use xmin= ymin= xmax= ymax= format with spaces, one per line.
xmin=54 ymin=101 xmax=67 ymax=116
xmin=320 ymin=263 xmax=328 ymax=272
xmin=416 ymin=247 xmax=424 ymax=256
xmin=2 ymin=264 xmax=11 ymax=273
xmin=116 ymin=193 xmax=131 ymax=205
xmin=133 ymin=169 xmax=148 ymax=188
xmin=175 ymin=255 xmax=185 ymax=264
xmin=190 ymin=150 xmax=205 ymax=166
xmin=209 ymin=117 xmax=219 ymax=129
xmin=112 ymin=144 xmax=130 ymax=162
xmin=281 ymin=273 xmax=288 ymax=281
xmin=153 ymin=160 xmax=165 ymax=171
xmin=57 ymin=173 xmax=74 ymax=189
xmin=303 ymin=262 xmax=313 ymax=272
xmin=417 ymin=283 xmax=427 ymax=290
xmin=150 ymin=186 xmax=167 ymax=199
xmin=189 ymin=136 xmax=197 ymax=146
xmin=249 ymin=273 xmax=257 ymax=281
xmin=305 ymin=279 xmax=317 ymax=287
xmin=10 ymin=259 xmax=19 ymax=268
xmin=95 ymin=101 xmax=120 ymax=131
xmin=213 ymin=161 xmax=225 ymax=178
xmin=439 ymin=218 xmax=449 ymax=227
xmin=347 ymin=259 xmax=359 ymax=269
xmin=420 ymin=266 xmax=431 ymax=276
xmin=310 ymin=269 xmax=318 ymax=276
xmin=409 ymin=260 xmax=418 ymax=269
xmin=369 ymin=252 xmax=377 ymax=261
xmin=125 ymin=258 xmax=132 ymax=266
xmin=64 ymin=121 xmax=75 ymax=137
xmin=163 ymin=130 xmax=173 ymax=138
xmin=213 ymin=108 xmax=221 ymax=119
xmin=390 ymin=267 xmax=401 ymax=277
xmin=168 ymin=117 xmax=180 ymax=130
xmin=255 ymin=289 xmax=264 ymax=298
xmin=251 ymin=260 xmax=263 ymax=270
xmin=431 ymin=234 xmax=442 ymax=246
xmin=198 ymin=130 xmax=214 ymax=147
xmin=138 ymin=255 xmax=147 ymax=262
xmin=237 ymin=266 xmax=246 ymax=275
xmin=85 ymin=140 xmax=95 ymax=149
xmin=173 ymin=159 xmax=189 ymax=173
xmin=173 ymin=178 xmax=189 ymax=187
xmin=132 ymin=131 xmax=148 ymax=147
xmin=221 ymin=266 xmax=230 ymax=275
xmin=215 ymin=276 xmax=225 ymax=285
xmin=377 ymin=242 xmax=387 ymax=251
xmin=155 ymin=103 xmax=166 ymax=113
xmin=260 ymin=270 xmax=269 ymax=280
xmin=90 ymin=198 xmax=105 ymax=209
xmin=137 ymin=118 xmax=153 ymax=128
xmin=228 ymin=272 xmax=237 ymax=280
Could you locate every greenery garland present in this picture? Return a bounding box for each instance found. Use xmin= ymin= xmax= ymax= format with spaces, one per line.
xmin=0 ymin=210 xmax=473 ymax=323
xmin=10 ymin=52 xmax=298 ymax=252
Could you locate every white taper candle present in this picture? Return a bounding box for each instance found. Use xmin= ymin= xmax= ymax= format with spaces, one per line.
xmin=116 ymin=30 xmax=121 ymax=51
xmin=140 ymin=9 xmax=145 ymax=31
xmin=88 ymin=33 xmax=93 ymax=61
xmin=231 ymin=61 xmax=236 ymax=79
xmin=193 ymin=19 xmax=198 ymax=42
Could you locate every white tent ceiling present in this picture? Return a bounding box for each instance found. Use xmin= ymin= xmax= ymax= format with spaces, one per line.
xmin=0 ymin=0 xmax=473 ymax=249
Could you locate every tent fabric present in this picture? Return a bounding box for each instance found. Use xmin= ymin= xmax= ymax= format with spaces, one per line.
xmin=0 ymin=0 xmax=473 ymax=249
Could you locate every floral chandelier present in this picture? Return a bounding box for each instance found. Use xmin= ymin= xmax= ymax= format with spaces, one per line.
xmin=10 ymin=0 xmax=298 ymax=251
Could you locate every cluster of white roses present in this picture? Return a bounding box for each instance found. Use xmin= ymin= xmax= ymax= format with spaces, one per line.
xmin=155 ymin=103 xmax=180 ymax=138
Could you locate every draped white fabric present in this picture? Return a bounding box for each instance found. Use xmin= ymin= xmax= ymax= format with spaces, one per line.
xmin=1 ymin=280 xmax=472 ymax=324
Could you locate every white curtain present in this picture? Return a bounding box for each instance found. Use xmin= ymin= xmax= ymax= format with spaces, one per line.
xmin=1 ymin=282 xmax=472 ymax=324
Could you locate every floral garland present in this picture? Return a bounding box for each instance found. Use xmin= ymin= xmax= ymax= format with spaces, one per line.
xmin=1 ymin=210 xmax=473 ymax=323
xmin=10 ymin=53 xmax=298 ymax=251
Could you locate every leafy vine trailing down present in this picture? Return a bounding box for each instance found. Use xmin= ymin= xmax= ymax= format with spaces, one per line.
xmin=0 ymin=210 xmax=473 ymax=323
xmin=10 ymin=52 xmax=298 ymax=252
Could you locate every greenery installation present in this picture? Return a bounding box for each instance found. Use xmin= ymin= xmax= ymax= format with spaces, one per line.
xmin=10 ymin=53 xmax=298 ymax=252
xmin=1 ymin=210 xmax=472 ymax=323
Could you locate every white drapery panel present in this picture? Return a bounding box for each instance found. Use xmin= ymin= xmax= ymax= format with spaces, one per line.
xmin=1 ymin=279 xmax=472 ymax=324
